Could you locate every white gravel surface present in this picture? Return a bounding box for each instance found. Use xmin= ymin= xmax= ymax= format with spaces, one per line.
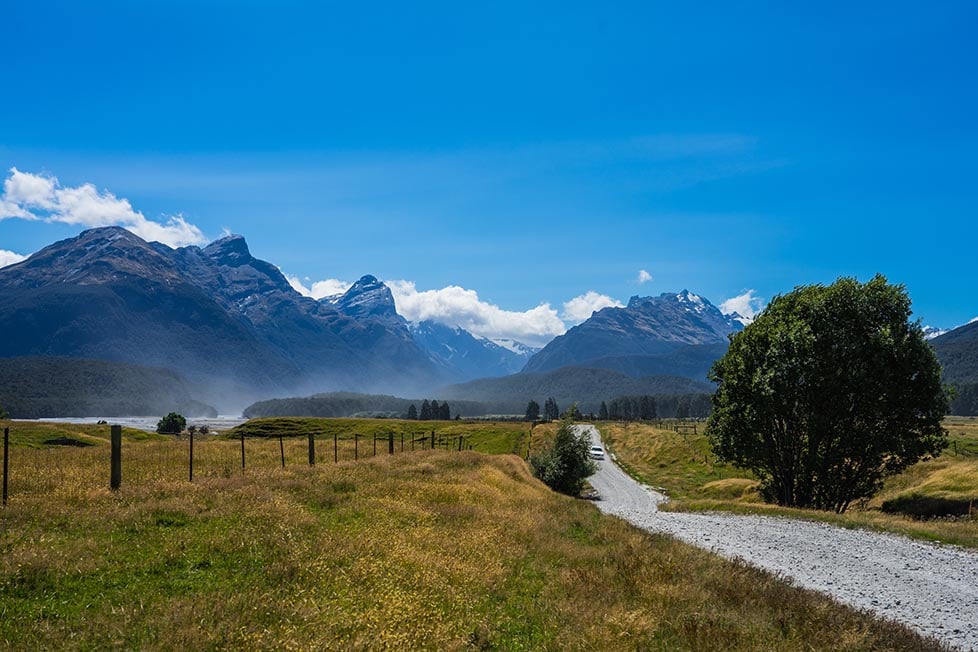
xmin=579 ymin=425 xmax=978 ymax=651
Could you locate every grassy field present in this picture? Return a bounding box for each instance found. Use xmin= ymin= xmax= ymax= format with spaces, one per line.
xmin=229 ymin=417 xmax=539 ymax=457
xmin=598 ymin=418 xmax=978 ymax=548
xmin=0 ymin=420 xmax=943 ymax=650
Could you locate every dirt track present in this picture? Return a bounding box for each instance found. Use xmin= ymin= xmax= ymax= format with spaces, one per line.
xmin=581 ymin=425 xmax=978 ymax=651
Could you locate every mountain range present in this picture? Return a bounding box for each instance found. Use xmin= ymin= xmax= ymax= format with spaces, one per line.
xmin=7 ymin=227 xmax=969 ymax=417
xmin=0 ymin=228 xmax=539 ymax=413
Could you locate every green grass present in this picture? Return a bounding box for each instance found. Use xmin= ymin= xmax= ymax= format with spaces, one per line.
xmin=0 ymin=419 xmax=164 ymax=448
xmin=0 ymin=434 xmax=943 ymax=650
xmin=229 ymin=416 xmax=534 ymax=455
xmin=598 ymin=418 xmax=978 ymax=549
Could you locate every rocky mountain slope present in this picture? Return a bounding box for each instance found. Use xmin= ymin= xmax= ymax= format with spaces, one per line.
xmin=409 ymin=320 xmax=533 ymax=380
xmin=523 ymin=290 xmax=743 ymax=379
xmin=930 ymin=320 xmax=978 ymax=385
xmin=0 ymin=228 xmax=441 ymax=409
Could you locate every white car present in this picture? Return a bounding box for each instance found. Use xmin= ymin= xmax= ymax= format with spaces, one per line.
xmin=589 ymin=445 xmax=605 ymax=460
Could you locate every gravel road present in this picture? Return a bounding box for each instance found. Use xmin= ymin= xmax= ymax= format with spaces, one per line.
xmin=580 ymin=425 xmax=978 ymax=651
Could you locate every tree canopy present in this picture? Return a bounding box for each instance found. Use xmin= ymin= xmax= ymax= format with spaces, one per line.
xmin=707 ymin=275 xmax=949 ymax=513
xmin=156 ymin=412 xmax=187 ymax=435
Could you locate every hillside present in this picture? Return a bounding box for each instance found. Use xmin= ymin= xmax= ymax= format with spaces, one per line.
xmin=438 ymin=366 xmax=713 ymax=414
xmin=931 ymin=320 xmax=978 ymax=385
xmin=0 ymin=356 xmax=216 ymax=418
xmin=930 ymin=321 xmax=978 ymax=415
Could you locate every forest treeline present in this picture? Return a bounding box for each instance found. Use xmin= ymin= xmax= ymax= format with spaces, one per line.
xmin=0 ymin=356 xmax=216 ymax=418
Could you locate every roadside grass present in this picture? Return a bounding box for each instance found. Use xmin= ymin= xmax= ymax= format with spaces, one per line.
xmin=598 ymin=418 xmax=978 ymax=549
xmin=0 ymin=436 xmax=943 ymax=650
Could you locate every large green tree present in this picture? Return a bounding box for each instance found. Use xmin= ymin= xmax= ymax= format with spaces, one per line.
xmin=707 ymin=275 xmax=949 ymax=513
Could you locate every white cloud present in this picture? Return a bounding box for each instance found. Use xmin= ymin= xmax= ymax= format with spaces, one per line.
xmin=388 ymin=280 xmax=565 ymax=347
xmin=719 ymin=289 xmax=766 ymax=321
xmin=637 ymin=269 xmax=653 ymax=284
xmin=285 ymin=274 xmax=621 ymax=346
xmin=0 ymin=249 xmax=27 ymax=268
xmin=562 ymin=291 xmax=623 ymax=323
xmin=0 ymin=168 xmax=207 ymax=247
xmin=286 ymin=274 xmax=352 ymax=300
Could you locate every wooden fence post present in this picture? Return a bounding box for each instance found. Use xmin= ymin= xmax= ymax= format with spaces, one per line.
xmin=334 ymin=433 xmax=338 ymax=463
xmin=400 ymin=432 xmax=404 ymax=452
xmin=388 ymin=432 xmax=394 ymax=455
xmin=431 ymin=431 xmax=435 ymax=449
xmin=279 ymin=435 xmax=285 ymax=468
xmin=189 ymin=430 xmax=194 ymax=482
xmin=355 ymin=433 xmax=359 ymax=460
xmin=373 ymin=435 xmax=377 ymax=457
xmin=110 ymin=425 xmax=122 ymax=491
xmin=2 ymin=427 xmax=9 ymax=506
xmin=308 ymin=434 xmax=316 ymax=466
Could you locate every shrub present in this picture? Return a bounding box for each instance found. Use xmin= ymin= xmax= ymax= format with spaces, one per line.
xmin=531 ymin=414 xmax=596 ymax=496
xmin=156 ymin=412 xmax=187 ymax=435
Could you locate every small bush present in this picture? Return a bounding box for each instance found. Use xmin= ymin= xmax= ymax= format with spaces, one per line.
xmin=156 ymin=412 xmax=186 ymax=435
xmin=531 ymin=415 xmax=596 ymax=496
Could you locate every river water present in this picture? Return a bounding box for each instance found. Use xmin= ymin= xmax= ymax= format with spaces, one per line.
xmin=22 ymin=416 xmax=248 ymax=433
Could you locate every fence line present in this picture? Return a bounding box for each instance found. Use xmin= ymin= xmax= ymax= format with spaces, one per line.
xmin=0 ymin=427 xmax=476 ymax=502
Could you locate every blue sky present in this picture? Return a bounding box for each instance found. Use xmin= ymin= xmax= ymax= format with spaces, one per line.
xmin=1 ymin=1 xmax=976 ymax=345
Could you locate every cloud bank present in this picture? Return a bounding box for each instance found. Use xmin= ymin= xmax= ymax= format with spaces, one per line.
xmin=0 ymin=168 xmax=207 ymax=247
xmin=286 ymin=275 xmax=352 ymax=299
xmin=561 ymin=291 xmax=623 ymax=322
xmin=719 ymin=289 xmax=766 ymax=321
xmin=0 ymin=249 xmax=27 ymax=268
xmin=288 ymin=275 xmax=624 ymax=347
xmin=388 ymin=281 xmax=567 ymax=347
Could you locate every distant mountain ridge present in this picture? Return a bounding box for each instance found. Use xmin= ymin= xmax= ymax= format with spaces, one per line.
xmin=409 ymin=320 xmax=534 ymax=380
xmin=0 ymin=227 xmax=547 ymax=412
xmin=522 ymin=289 xmax=742 ymax=379
xmin=0 ymin=228 xmax=442 ymax=409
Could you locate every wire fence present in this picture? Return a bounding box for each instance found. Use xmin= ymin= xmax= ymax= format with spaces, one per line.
xmin=0 ymin=426 xmax=473 ymax=504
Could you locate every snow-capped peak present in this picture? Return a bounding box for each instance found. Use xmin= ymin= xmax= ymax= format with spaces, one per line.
xmin=922 ymin=325 xmax=950 ymax=340
xmin=491 ymin=338 xmax=540 ymax=357
xmin=676 ymin=289 xmax=707 ymax=313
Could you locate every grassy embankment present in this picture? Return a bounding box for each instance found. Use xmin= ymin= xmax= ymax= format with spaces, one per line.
xmin=598 ymin=417 xmax=978 ymax=548
xmin=0 ymin=418 xmax=943 ymax=650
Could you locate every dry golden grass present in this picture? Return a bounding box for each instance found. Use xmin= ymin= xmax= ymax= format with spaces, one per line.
xmin=0 ymin=428 xmax=942 ymax=650
xmin=599 ymin=419 xmax=978 ymax=548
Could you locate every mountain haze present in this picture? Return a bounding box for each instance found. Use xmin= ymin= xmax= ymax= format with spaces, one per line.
xmin=0 ymin=228 xmax=442 ymax=410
